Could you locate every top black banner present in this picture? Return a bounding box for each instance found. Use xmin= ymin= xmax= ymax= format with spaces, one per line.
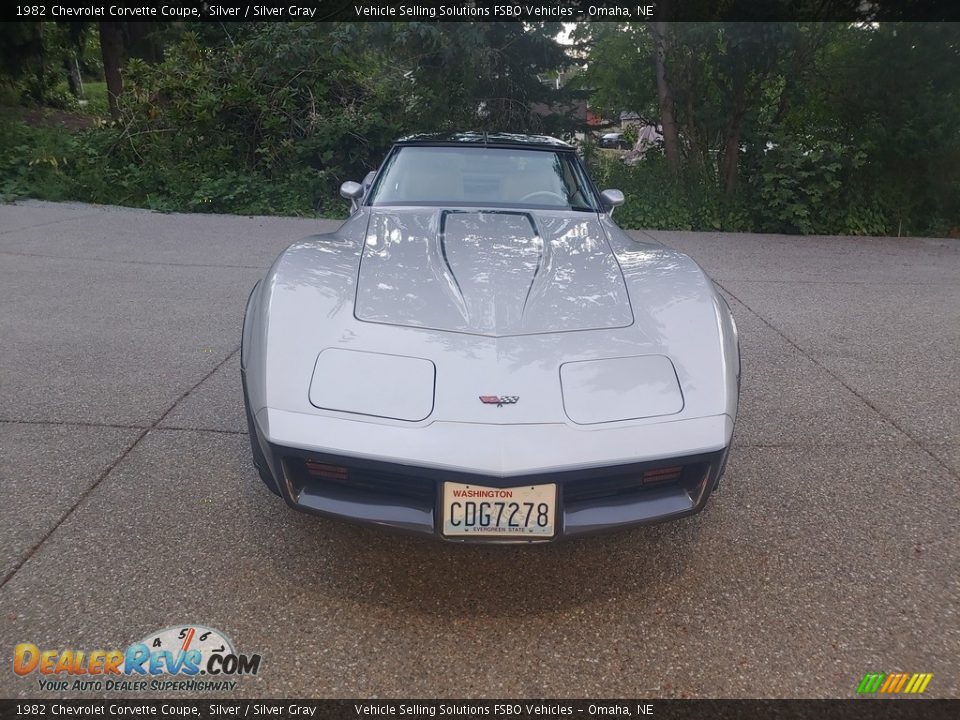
xmin=4 ymin=0 xmax=960 ymax=23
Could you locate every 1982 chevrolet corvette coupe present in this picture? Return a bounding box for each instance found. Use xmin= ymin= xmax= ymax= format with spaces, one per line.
xmin=242 ymin=132 xmax=740 ymax=541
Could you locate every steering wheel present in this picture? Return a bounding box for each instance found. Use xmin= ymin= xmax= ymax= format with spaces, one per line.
xmin=519 ymin=190 xmax=567 ymax=204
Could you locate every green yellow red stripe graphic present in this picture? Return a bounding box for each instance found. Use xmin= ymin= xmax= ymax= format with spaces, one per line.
xmin=857 ymin=672 xmax=933 ymax=694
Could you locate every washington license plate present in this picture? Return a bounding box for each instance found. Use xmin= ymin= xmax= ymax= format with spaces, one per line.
xmin=441 ymin=482 xmax=557 ymax=538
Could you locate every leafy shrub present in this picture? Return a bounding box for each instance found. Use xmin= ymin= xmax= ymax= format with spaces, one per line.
xmin=0 ymin=121 xmax=78 ymax=201
xmin=99 ymin=27 xmax=403 ymax=215
xmin=746 ymin=135 xmax=888 ymax=235
xmin=2 ymin=26 xmax=411 ymax=216
xmin=2 ymin=22 xmax=954 ymax=237
xmin=589 ymin=154 xmax=750 ymax=232
xmin=587 ymin=136 xmax=902 ymax=235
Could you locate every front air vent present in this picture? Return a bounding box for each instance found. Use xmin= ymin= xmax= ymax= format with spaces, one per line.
xmin=642 ymin=466 xmax=683 ymax=485
xmin=304 ymin=461 xmax=349 ymax=481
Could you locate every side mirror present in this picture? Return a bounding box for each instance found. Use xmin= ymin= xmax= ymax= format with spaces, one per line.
xmin=600 ymin=189 xmax=625 ymax=215
xmin=340 ymin=180 xmax=364 ymax=212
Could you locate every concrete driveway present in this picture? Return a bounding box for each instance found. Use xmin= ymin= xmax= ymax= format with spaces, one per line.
xmin=1 ymin=200 xmax=957 ymax=698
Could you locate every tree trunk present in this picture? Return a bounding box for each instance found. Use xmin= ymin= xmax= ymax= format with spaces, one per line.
xmin=719 ymin=82 xmax=747 ymax=197
xmin=682 ymin=74 xmax=706 ymax=172
xmin=64 ymin=55 xmax=84 ymax=99
xmin=98 ymin=22 xmax=123 ymax=120
xmin=719 ymin=129 xmax=741 ymax=197
xmin=652 ymin=21 xmax=681 ymax=177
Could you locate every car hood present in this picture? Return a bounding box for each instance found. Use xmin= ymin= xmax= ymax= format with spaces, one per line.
xmin=354 ymin=208 xmax=634 ymax=337
xmin=250 ymin=210 xmax=737 ymax=429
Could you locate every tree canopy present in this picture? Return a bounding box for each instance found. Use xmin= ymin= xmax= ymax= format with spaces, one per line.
xmin=0 ymin=19 xmax=957 ymax=235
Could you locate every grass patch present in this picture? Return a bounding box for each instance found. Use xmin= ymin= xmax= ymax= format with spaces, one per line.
xmin=80 ymin=81 xmax=108 ymax=116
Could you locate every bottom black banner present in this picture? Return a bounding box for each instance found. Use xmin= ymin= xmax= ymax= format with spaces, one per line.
xmin=1 ymin=700 xmax=958 ymax=720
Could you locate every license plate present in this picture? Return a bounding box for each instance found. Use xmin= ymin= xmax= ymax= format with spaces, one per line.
xmin=441 ymin=482 xmax=557 ymax=538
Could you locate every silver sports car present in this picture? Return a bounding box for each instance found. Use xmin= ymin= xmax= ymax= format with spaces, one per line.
xmin=242 ymin=132 xmax=739 ymax=541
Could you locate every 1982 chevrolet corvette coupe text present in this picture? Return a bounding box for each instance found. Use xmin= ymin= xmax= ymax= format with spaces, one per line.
xmin=241 ymin=133 xmax=740 ymax=541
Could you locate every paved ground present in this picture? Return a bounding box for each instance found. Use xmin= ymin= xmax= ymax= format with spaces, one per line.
xmin=1 ymin=200 xmax=957 ymax=699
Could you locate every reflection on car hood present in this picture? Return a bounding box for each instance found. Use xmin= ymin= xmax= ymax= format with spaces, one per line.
xmin=354 ymin=208 xmax=634 ymax=337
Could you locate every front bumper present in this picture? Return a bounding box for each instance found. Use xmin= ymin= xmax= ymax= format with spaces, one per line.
xmin=248 ymin=407 xmax=730 ymax=541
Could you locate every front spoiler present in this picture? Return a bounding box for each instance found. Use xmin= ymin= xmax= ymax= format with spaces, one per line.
xmin=247 ymin=403 xmax=731 ymax=541
xmin=294 ymin=462 xmax=722 ymax=540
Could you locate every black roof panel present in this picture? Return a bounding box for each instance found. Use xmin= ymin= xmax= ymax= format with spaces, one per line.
xmin=396 ymin=132 xmax=573 ymax=150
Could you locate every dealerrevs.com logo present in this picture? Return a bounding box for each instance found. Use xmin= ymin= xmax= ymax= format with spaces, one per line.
xmin=14 ymin=625 xmax=262 ymax=692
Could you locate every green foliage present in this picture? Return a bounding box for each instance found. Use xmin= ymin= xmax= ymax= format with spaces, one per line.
xmin=2 ymin=25 xmax=398 ymax=215
xmin=0 ymin=22 xmax=95 ymax=106
xmin=2 ymin=21 xmax=957 ymax=236
xmin=385 ymin=21 xmax=578 ymax=134
xmin=813 ymin=23 xmax=960 ymax=236
xmin=80 ymin=81 xmax=108 ymax=115
xmin=746 ymin=135 xmax=887 ymax=235
xmin=103 ymin=26 xmax=404 ymax=214
xmin=1 ymin=23 xmax=577 ymax=216
xmin=577 ymin=21 xmax=959 ymax=236
xmin=0 ymin=117 xmax=335 ymax=216
xmin=0 ymin=120 xmax=79 ymax=201
xmin=571 ymin=23 xmax=655 ymax=124
xmin=589 ymin=140 xmax=893 ymax=236
xmin=590 ymin=154 xmax=750 ymax=232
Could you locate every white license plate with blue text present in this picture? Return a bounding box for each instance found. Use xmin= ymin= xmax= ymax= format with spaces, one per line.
xmin=442 ymin=482 xmax=557 ymax=538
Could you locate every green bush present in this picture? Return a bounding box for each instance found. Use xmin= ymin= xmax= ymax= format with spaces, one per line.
xmin=1 ymin=21 xmax=957 ymax=236
xmin=0 ymin=120 xmax=79 ymax=201
xmin=2 ymin=26 xmax=412 ymax=216
xmin=88 ymin=28 xmax=400 ymax=216
xmin=587 ymin=136 xmax=903 ymax=235
xmin=589 ymin=154 xmax=751 ymax=232
xmin=745 ymin=135 xmax=889 ymax=235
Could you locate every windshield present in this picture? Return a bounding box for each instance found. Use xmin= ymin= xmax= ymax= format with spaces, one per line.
xmin=367 ymin=146 xmax=599 ymax=211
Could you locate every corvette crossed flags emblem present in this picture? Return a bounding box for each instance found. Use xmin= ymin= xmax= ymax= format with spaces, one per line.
xmin=479 ymin=395 xmax=519 ymax=407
